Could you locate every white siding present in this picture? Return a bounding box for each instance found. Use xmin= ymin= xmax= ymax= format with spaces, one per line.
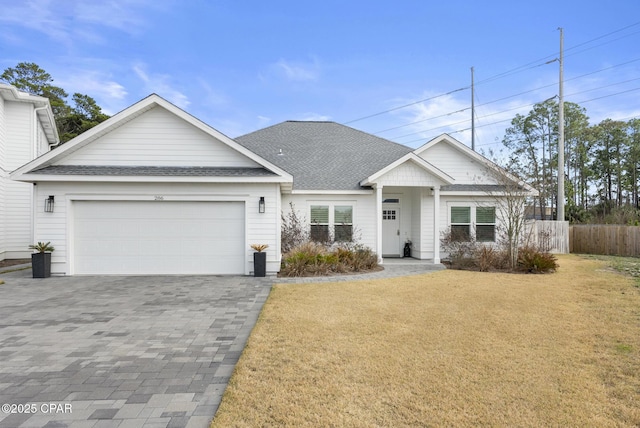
xmin=418 ymin=142 xmax=490 ymax=183
xmin=282 ymin=193 xmax=377 ymax=251
xmin=36 ymin=120 xmax=49 ymax=156
xmin=1 ymin=101 xmax=34 ymax=259
xmin=58 ymin=106 xmax=260 ymax=167
xmin=0 ymin=97 xmax=5 ymax=259
xmin=0 ymin=97 xmax=5 ymax=167
xmin=377 ymin=161 xmax=444 ymax=187
xmin=5 ymin=102 xmax=33 ymax=169
xmin=33 ymin=181 xmax=281 ymax=275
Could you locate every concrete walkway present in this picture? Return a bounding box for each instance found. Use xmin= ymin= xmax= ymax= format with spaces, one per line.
xmin=0 ymin=259 xmax=442 ymax=427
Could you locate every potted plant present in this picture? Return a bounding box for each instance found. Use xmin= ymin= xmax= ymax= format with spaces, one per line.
xmin=29 ymin=241 xmax=54 ymax=278
xmin=250 ymin=244 xmax=268 ymax=277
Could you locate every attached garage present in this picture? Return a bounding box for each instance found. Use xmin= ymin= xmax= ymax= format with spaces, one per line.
xmin=73 ymin=201 xmax=245 ymax=275
xmin=11 ymin=95 xmax=292 ymax=276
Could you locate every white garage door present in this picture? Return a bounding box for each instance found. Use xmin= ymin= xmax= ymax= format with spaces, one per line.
xmin=74 ymin=201 xmax=245 ymax=275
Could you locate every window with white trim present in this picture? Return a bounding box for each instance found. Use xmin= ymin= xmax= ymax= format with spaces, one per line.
xmin=334 ymin=205 xmax=353 ymax=242
xmin=310 ymin=205 xmax=330 ymax=242
xmin=476 ymin=207 xmax=496 ymax=242
xmin=310 ymin=204 xmax=354 ymax=242
xmin=450 ymin=206 xmax=471 ymax=241
xmin=449 ymin=205 xmax=496 ymax=242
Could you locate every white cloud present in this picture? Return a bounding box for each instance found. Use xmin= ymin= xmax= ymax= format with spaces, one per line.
xmin=257 ymin=115 xmax=271 ymax=127
xmin=0 ymin=0 xmax=163 ymax=46
xmin=385 ymin=92 xmax=535 ymax=150
xmin=269 ymin=57 xmax=321 ymax=82
xmin=55 ymin=69 xmax=128 ymax=115
xmin=296 ymin=112 xmax=331 ymax=121
xmin=133 ymin=63 xmax=190 ymax=109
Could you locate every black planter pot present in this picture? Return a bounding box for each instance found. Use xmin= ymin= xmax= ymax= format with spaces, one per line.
xmin=253 ymin=252 xmax=266 ymax=277
xmin=32 ymin=252 xmax=52 ymax=278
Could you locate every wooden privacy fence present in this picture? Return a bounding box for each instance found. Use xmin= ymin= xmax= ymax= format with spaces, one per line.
xmin=524 ymin=220 xmax=570 ymax=254
xmin=570 ymin=225 xmax=640 ymax=256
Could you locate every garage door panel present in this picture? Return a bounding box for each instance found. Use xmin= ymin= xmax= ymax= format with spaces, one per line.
xmin=74 ymin=201 xmax=245 ymax=275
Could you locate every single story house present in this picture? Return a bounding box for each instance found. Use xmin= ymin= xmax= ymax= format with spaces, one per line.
xmin=11 ymin=94 xmax=535 ymax=275
xmin=0 ymin=83 xmax=59 ymax=261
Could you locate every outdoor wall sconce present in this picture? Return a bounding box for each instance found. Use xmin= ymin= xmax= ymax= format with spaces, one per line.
xmin=258 ymin=197 xmax=265 ymax=213
xmin=44 ymin=195 xmax=55 ymax=213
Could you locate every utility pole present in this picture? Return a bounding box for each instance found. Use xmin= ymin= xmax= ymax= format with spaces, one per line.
xmin=557 ymin=28 xmax=565 ymax=221
xmin=471 ymin=66 xmax=475 ymax=151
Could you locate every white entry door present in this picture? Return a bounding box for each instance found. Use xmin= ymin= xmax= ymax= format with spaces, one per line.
xmin=382 ymin=205 xmax=400 ymax=256
xmin=73 ymin=200 xmax=245 ymax=275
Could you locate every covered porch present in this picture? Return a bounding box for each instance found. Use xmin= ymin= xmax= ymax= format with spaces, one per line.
xmin=359 ymin=153 xmax=454 ymax=265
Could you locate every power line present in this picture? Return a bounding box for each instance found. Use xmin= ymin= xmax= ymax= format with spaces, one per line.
xmin=342 ymin=87 xmax=468 ymax=125
xmin=377 ymin=58 xmax=640 ymax=137
xmin=401 ymin=88 xmax=640 ymax=147
xmin=341 ymin=21 xmax=640 ymax=129
xmin=373 ymin=108 xmax=469 ymax=134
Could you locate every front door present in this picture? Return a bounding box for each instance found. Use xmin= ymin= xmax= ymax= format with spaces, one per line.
xmin=382 ymin=205 xmax=400 ymax=256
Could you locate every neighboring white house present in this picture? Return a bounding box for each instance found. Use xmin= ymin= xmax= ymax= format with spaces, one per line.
xmin=0 ymin=83 xmax=58 ymax=261
xmin=11 ymin=93 xmax=536 ymax=276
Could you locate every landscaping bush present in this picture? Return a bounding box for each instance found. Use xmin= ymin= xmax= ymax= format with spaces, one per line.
xmin=440 ymin=227 xmax=480 ymax=270
xmin=281 ymin=202 xmax=309 ymax=254
xmin=475 ymin=246 xmax=500 ymax=272
xmin=280 ymin=242 xmax=379 ymax=277
xmin=442 ymin=227 xmax=557 ymax=274
xmin=517 ymin=246 xmax=559 ymax=273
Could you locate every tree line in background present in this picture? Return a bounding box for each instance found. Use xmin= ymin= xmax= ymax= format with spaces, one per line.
xmin=1 ymin=62 xmax=109 ymax=143
xmin=501 ymin=98 xmax=640 ymax=224
xmin=3 ymin=63 xmax=638 ymax=224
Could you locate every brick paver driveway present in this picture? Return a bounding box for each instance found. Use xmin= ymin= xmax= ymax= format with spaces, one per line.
xmin=0 ymin=271 xmax=271 ymax=428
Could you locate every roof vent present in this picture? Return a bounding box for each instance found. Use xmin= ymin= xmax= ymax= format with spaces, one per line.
xmin=277 ymin=149 xmax=283 ymax=156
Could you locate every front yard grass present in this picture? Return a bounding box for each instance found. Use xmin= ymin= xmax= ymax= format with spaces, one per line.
xmin=211 ymin=254 xmax=640 ymax=427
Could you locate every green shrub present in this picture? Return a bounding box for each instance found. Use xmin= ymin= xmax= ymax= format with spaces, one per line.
xmin=280 ymin=242 xmax=379 ymax=277
xmin=517 ymin=247 xmax=559 ymax=273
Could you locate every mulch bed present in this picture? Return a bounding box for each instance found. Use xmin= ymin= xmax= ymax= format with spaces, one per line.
xmin=0 ymin=258 xmax=31 ymax=268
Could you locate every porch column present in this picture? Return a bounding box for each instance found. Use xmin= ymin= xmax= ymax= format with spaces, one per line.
xmin=433 ymin=185 xmax=441 ymax=263
xmin=376 ymin=184 xmax=383 ymax=264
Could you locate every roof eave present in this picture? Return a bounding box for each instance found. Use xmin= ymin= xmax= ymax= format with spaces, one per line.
xmin=12 ymin=174 xmax=292 ymax=184
xmin=360 ymin=153 xmax=454 ymax=187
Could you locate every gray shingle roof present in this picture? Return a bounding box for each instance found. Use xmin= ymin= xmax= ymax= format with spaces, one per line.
xmin=28 ymin=165 xmax=277 ymax=177
xmin=235 ymin=121 xmax=412 ymax=190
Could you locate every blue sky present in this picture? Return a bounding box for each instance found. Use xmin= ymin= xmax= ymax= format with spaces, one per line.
xmin=1 ymin=0 xmax=639 ymax=154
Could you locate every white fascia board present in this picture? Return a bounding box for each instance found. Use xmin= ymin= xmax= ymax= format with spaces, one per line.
xmin=291 ymin=189 xmax=373 ymax=195
xmin=13 ymin=175 xmax=292 ymax=184
xmin=440 ymin=189 xmax=539 ymax=197
xmin=360 ymin=153 xmax=454 ymax=187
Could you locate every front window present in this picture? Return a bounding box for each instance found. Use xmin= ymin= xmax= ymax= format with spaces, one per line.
xmin=310 ymin=204 xmax=354 ymax=242
xmin=310 ymin=205 xmax=330 ymax=242
xmin=450 ymin=206 xmax=471 ymax=241
xmin=449 ymin=205 xmax=496 ymax=242
xmin=476 ymin=207 xmax=496 ymax=242
xmin=334 ymin=206 xmax=353 ymax=242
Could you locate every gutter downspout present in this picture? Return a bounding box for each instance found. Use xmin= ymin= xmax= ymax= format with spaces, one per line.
xmin=33 ymin=106 xmax=50 ymax=157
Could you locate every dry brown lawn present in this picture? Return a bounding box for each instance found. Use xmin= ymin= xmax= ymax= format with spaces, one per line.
xmin=211 ymin=254 xmax=640 ymax=427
